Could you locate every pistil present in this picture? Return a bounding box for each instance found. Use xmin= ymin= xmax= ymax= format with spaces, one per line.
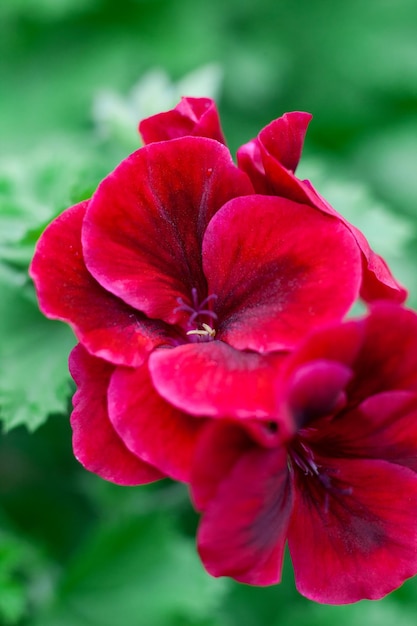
xmin=174 ymin=287 xmax=218 ymax=341
xmin=289 ymin=438 xmax=352 ymax=513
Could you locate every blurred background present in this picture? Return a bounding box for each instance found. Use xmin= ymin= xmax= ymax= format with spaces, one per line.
xmin=1 ymin=0 xmax=417 ymax=624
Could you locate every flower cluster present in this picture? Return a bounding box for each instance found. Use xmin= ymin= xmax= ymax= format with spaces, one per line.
xmin=30 ymin=97 xmax=417 ymax=604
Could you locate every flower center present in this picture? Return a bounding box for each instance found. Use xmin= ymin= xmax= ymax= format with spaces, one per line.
xmin=289 ymin=437 xmax=352 ymax=513
xmin=174 ymin=287 xmax=218 ymax=342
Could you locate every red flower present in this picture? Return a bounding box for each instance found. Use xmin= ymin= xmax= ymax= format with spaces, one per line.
xmin=187 ymin=304 xmax=417 ymax=603
xmin=141 ymin=97 xmax=406 ymax=304
xmin=30 ymin=128 xmax=362 ymax=485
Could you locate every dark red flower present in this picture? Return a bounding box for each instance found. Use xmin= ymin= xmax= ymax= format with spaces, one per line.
xmin=30 ymin=128 xmax=362 ymax=485
xmin=141 ymin=98 xmax=406 ymax=304
xmin=187 ymin=304 xmax=417 ymax=603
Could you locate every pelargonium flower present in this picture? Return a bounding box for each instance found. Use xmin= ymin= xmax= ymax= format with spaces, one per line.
xmin=177 ymin=304 xmax=417 ymax=604
xmin=140 ymin=97 xmax=406 ymax=303
xmin=30 ymin=124 xmax=363 ymax=484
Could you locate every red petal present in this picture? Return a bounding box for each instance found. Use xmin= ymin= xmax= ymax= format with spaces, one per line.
xmin=286 ymin=359 xmax=353 ymax=427
xmin=348 ymin=303 xmax=417 ymax=403
xmin=238 ymin=113 xmax=406 ymax=304
xmin=203 ymin=195 xmax=362 ymax=351
xmin=30 ymin=201 xmax=171 ymax=367
xmin=149 ymin=341 xmax=286 ymax=420
xmin=83 ymin=137 xmax=253 ymax=325
xmin=360 ymin=249 xmax=407 ymax=303
xmin=139 ymin=97 xmax=226 ymax=145
xmin=107 ymin=361 xmax=204 ymax=482
xmin=258 ymin=112 xmax=312 ymax=174
xmin=237 ymin=112 xmax=312 ymax=195
xmin=236 ymin=139 xmax=270 ymax=194
xmin=314 ymin=390 xmax=417 ymax=473
xmin=281 ymin=316 xmax=365 ymax=372
xmin=195 ymin=442 xmax=293 ymax=585
xmin=191 ymin=420 xmax=255 ymax=511
xmin=278 ymin=304 xmax=417 ymax=417
xmin=288 ymin=457 xmax=417 ymax=603
xmin=69 ymin=345 xmax=162 ymax=485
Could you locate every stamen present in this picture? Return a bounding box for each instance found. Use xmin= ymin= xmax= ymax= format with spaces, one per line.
xmin=173 ymin=289 xmax=218 ymax=340
xmin=186 ymin=323 xmax=216 ymax=338
xmin=289 ymin=439 xmax=353 ymax=513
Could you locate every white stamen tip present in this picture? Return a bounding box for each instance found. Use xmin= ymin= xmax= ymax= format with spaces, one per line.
xmin=186 ymin=324 xmax=216 ymax=338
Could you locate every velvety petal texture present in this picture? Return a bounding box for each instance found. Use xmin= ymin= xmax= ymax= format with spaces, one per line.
xmin=280 ymin=303 xmax=417 ymax=407
xmin=203 ymin=195 xmax=362 ymax=351
xmin=83 ymin=136 xmax=253 ymax=325
xmin=289 ymin=457 xmax=417 ymax=603
xmin=149 ymin=342 xmax=286 ymax=420
xmin=237 ymin=112 xmax=312 ymax=197
xmin=193 ymin=422 xmax=293 ymax=585
xmin=238 ymin=112 xmax=407 ymax=304
xmin=69 ymin=345 xmax=162 ymax=485
xmin=312 ymin=391 xmax=417 ymax=473
xmin=107 ymin=361 xmax=204 ymax=482
xmin=139 ymin=96 xmax=226 ymax=145
xmin=189 ymin=304 xmax=417 ymax=602
xmin=30 ymin=201 xmax=171 ymax=367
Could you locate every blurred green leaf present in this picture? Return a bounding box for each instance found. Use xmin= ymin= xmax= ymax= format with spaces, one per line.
xmin=93 ymin=63 xmax=222 ymax=152
xmin=0 ymin=523 xmax=54 ymax=626
xmin=0 ymin=285 xmax=75 ymax=432
xmin=32 ymin=512 xmax=227 ymax=626
xmin=0 ymin=531 xmax=27 ymax=625
xmin=0 ymin=143 xmax=108 ymax=287
xmin=353 ymin=121 xmax=417 ymax=219
xmin=0 ymin=140 xmax=114 ymax=433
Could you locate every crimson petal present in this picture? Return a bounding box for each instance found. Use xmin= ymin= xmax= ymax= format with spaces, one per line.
xmin=237 ymin=112 xmax=312 ymax=195
xmin=83 ymin=137 xmax=253 ymax=324
xmin=288 ymin=457 xmax=417 ymax=603
xmin=286 ymin=359 xmax=353 ymax=427
xmin=149 ymin=341 xmax=286 ymax=421
xmin=139 ymin=97 xmax=226 ymax=145
xmin=195 ymin=441 xmax=293 ymax=585
xmin=30 ymin=201 xmax=171 ymax=367
xmin=203 ymin=195 xmax=362 ymax=351
xmin=69 ymin=345 xmax=162 ymax=485
xmin=348 ymin=303 xmax=417 ymax=404
xmin=238 ymin=115 xmax=406 ymax=304
xmin=314 ymin=390 xmax=417 ymax=473
xmin=107 ymin=361 xmax=204 ymax=482
xmin=191 ymin=421 xmax=255 ymax=511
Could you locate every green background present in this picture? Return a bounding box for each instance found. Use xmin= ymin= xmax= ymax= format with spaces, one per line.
xmin=1 ymin=0 xmax=417 ymax=623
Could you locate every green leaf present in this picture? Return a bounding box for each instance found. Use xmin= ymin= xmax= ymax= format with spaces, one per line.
xmin=92 ymin=64 xmax=222 ymax=152
xmin=33 ymin=511 xmax=228 ymax=626
xmin=0 ymin=284 xmax=75 ymax=431
xmin=0 ymin=523 xmax=53 ymax=626
xmin=0 ymin=139 xmax=111 ymax=432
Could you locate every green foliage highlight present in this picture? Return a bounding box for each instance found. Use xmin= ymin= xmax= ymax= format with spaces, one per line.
xmin=0 ymin=286 xmax=75 ymax=432
xmin=32 ymin=497 xmax=227 ymax=626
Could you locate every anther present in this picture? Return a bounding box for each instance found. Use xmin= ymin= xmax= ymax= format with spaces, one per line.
xmin=186 ymin=323 xmax=216 ymax=338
